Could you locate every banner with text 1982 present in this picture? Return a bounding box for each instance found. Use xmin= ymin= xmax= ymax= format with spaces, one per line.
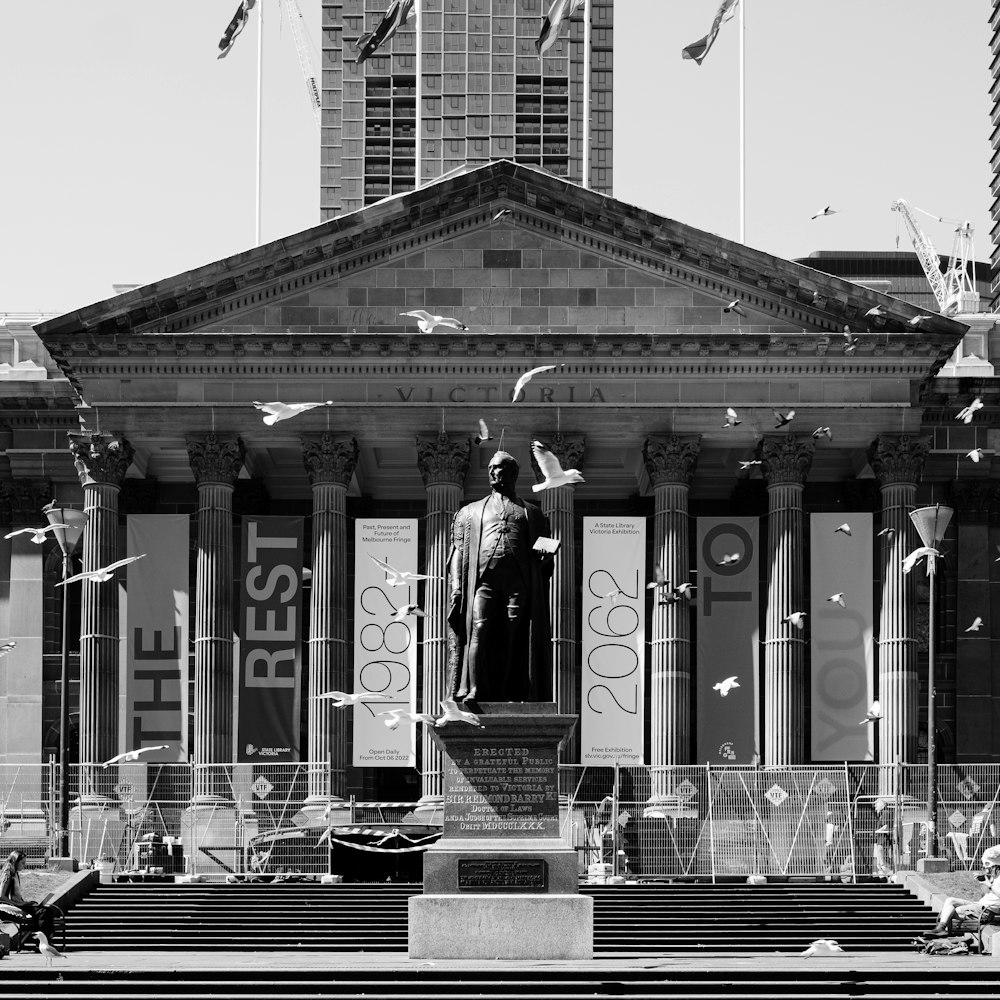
xmin=353 ymin=520 xmax=419 ymax=767
xmin=123 ymin=515 xmax=189 ymax=762
xmin=696 ymin=517 xmax=759 ymax=765
xmin=580 ymin=517 xmax=646 ymax=764
xmin=237 ymin=516 xmax=303 ymax=763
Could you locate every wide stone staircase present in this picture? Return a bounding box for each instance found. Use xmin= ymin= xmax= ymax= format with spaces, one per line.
xmin=57 ymin=880 xmax=936 ymax=953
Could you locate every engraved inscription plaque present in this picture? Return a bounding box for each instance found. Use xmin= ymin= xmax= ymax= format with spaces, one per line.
xmin=457 ymin=859 xmax=548 ymax=892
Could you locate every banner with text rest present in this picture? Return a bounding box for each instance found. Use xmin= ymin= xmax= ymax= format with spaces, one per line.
xmin=353 ymin=520 xmax=419 ymax=768
xmin=580 ymin=517 xmax=646 ymax=765
xmin=237 ymin=516 xmax=304 ymax=763
xmin=122 ymin=515 xmax=189 ymax=763
xmin=696 ymin=516 xmax=760 ymax=765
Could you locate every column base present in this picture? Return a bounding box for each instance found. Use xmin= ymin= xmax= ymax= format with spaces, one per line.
xmin=408 ymin=893 xmax=593 ymax=960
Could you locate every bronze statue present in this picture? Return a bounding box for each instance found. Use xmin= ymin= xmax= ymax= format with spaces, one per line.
xmin=446 ymin=451 xmax=554 ymax=706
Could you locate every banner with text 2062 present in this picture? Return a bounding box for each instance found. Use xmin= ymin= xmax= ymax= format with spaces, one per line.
xmin=580 ymin=517 xmax=646 ymax=764
xmin=237 ymin=516 xmax=304 ymax=763
xmin=353 ymin=520 xmax=419 ymax=768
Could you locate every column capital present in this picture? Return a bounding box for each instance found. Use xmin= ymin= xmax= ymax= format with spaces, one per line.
xmin=186 ymin=434 xmax=246 ymax=487
xmin=530 ymin=433 xmax=585 ymax=482
xmin=642 ymin=435 xmax=700 ymax=487
xmin=301 ymin=434 xmax=359 ymax=487
xmin=0 ymin=477 xmax=53 ymax=526
xmin=416 ymin=433 xmax=470 ymax=487
xmin=868 ymin=434 xmax=929 ymax=487
xmin=759 ymin=434 xmax=814 ymax=486
xmin=68 ymin=433 xmax=134 ymax=488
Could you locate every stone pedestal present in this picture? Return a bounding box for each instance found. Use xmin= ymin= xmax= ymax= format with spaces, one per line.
xmin=409 ymin=702 xmax=592 ymax=960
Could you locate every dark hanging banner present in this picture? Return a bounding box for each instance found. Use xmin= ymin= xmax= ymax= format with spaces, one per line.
xmin=237 ymin=516 xmax=304 ymax=763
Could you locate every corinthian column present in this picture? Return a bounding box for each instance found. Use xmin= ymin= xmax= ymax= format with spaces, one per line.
xmin=186 ymin=434 xmax=245 ymax=800
xmin=416 ymin=433 xmax=469 ymax=805
xmin=69 ymin=433 xmax=134 ymax=789
xmin=869 ymin=434 xmax=928 ymax=769
xmin=759 ymin=433 xmax=814 ymax=765
xmin=531 ymin=433 xmax=585 ymax=762
xmin=301 ymin=435 xmax=358 ymax=803
xmin=643 ymin=435 xmax=700 ymax=775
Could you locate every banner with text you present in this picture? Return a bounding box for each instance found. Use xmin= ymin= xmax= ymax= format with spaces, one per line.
xmin=122 ymin=515 xmax=189 ymax=762
xmin=696 ymin=517 xmax=759 ymax=765
xmin=581 ymin=517 xmax=646 ymax=764
xmin=237 ymin=517 xmax=304 ymax=763
xmin=353 ymin=520 xmax=419 ymax=768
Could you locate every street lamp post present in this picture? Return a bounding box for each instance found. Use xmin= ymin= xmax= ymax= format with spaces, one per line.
xmin=909 ymin=503 xmax=953 ymax=865
xmin=43 ymin=501 xmax=89 ymax=860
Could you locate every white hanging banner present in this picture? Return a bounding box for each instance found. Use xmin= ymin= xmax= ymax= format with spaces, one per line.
xmin=353 ymin=520 xmax=419 ymax=768
xmin=580 ymin=517 xmax=646 ymax=764
xmin=810 ymin=513 xmax=875 ymax=760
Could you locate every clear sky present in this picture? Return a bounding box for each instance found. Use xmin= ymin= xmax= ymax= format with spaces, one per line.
xmin=0 ymin=0 xmax=992 ymax=314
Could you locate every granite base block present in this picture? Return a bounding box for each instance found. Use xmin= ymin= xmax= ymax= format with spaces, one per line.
xmin=408 ymin=893 xmax=593 ymax=960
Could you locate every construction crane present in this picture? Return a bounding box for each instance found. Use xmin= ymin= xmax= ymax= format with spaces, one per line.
xmin=282 ymin=0 xmax=321 ymax=126
xmin=890 ymin=198 xmax=980 ymax=316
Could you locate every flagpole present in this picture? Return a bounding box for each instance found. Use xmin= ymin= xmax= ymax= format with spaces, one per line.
xmin=415 ymin=0 xmax=421 ymax=190
xmin=738 ymin=0 xmax=745 ymax=244
xmin=256 ymin=0 xmax=265 ymax=246
xmin=582 ymin=0 xmax=591 ymax=190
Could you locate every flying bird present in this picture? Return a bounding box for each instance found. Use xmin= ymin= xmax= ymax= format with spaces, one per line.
xmin=902 ymin=546 xmax=940 ymax=575
xmin=877 ymin=527 xmax=896 ymax=539
xmin=842 ymin=327 xmax=859 ymax=355
xmin=0 ymin=640 xmax=16 ymax=656
xmin=773 ymin=409 xmax=795 ymax=428
xmin=811 ymin=206 xmax=838 ymax=220
xmin=968 ymin=448 xmax=986 ymax=463
xmin=474 ymin=418 xmax=492 ymax=445
xmin=861 ymin=701 xmax=883 ymax=724
xmin=400 ymin=310 xmax=468 ymax=334
xmin=377 ymin=708 xmax=438 ymax=731
xmin=102 ymin=744 xmax=170 ymax=767
xmin=783 ymin=611 xmax=807 ymax=630
xmin=393 ymin=604 xmax=425 ymax=620
xmin=723 ymin=299 xmax=747 ymax=317
xmin=316 ymin=690 xmax=392 ymax=707
xmin=812 ymin=426 xmax=833 ymax=441
xmin=738 ymin=460 xmax=762 ymax=471
xmin=646 ymin=566 xmax=670 ymax=590
xmin=956 ymin=397 xmax=984 ymax=424
xmin=368 ymin=554 xmax=440 ymax=587
xmin=437 ymin=698 xmax=485 ymax=727
xmin=355 ymin=0 xmax=414 ymax=64
xmin=965 ymin=617 xmax=984 ymax=633
xmin=58 ymin=554 xmax=146 ymax=587
xmin=713 ymin=676 xmax=740 ymax=697
xmin=512 ymin=364 xmax=559 ymax=403
xmin=491 ymin=208 xmax=512 ymax=224
xmin=717 ymin=552 xmax=741 ymax=566
xmin=670 ymin=582 xmax=697 ymax=600
xmin=802 ymin=938 xmax=844 ymax=957
xmin=834 ymin=523 xmax=851 ymax=536
xmin=3 ymin=524 xmax=59 ymax=544
xmin=908 ymin=314 xmax=933 ymax=328
xmin=865 ymin=306 xmax=887 ymax=319
xmin=531 ymin=439 xmax=584 ymax=491
xmin=827 ymin=592 xmax=846 ymax=608
xmin=722 ymin=407 xmax=741 ymax=428
xmin=253 ymin=401 xmax=333 ymax=426
xmin=32 ymin=931 xmax=67 ymax=967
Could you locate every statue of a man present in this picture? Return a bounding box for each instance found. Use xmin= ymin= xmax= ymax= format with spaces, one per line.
xmin=446 ymin=451 xmax=554 ymax=706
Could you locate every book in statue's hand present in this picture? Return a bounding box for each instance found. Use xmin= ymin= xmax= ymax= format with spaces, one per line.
xmin=532 ymin=536 xmax=561 ymax=554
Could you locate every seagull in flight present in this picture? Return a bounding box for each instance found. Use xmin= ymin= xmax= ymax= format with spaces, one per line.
xmin=401 ymin=310 xmax=468 ymax=334
xmin=58 ymin=554 xmax=146 ymax=587
xmin=860 ymin=701 xmax=883 ymax=725
xmin=802 ymin=938 xmax=844 ymax=957
xmin=102 ymin=744 xmax=170 ymax=767
xmin=956 ymin=397 xmax=984 ymax=424
xmin=827 ymin=592 xmax=846 ymax=608
xmin=783 ymin=611 xmax=807 ymax=630
xmin=474 ymin=418 xmax=492 ymax=445
xmin=512 ymin=364 xmax=559 ymax=402
xmin=531 ymin=439 xmax=584 ymax=492
xmin=901 ymin=546 xmax=940 ymax=575
xmin=738 ymin=460 xmax=762 ymax=471
xmin=908 ymin=314 xmax=933 ymax=328
xmin=437 ymin=698 xmax=485 ymax=727
xmin=773 ymin=409 xmax=795 ymax=428
xmin=491 ymin=208 xmax=512 ymax=224
xmin=717 ymin=552 xmax=741 ymax=566
xmin=968 ymin=448 xmax=985 ymax=463
xmin=811 ymin=206 xmax=838 ymax=220
xmin=877 ymin=527 xmax=896 ymax=539
xmin=32 ymin=931 xmax=67 ymax=967
xmin=812 ymin=426 xmax=833 ymax=441
xmin=865 ymin=305 xmax=887 ymax=319
xmin=377 ymin=708 xmax=438 ymax=731
xmin=723 ymin=299 xmax=747 ymax=317
xmin=253 ymin=401 xmax=333 ymax=426
xmin=842 ymin=326 xmax=859 ymax=355
xmin=646 ymin=566 xmax=670 ymax=590
xmin=316 ymin=690 xmax=392 ymax=707
xmin=3 ymin=524 xmax=59 ymax=544
xmin=965 ymin=617 xmax=984 ymax=633
xmin=0 ymin=640 xmax=16 ymax=656
xmin=834 ymin=523 xmax=851 ymax=536
xmin=713 ymin=676 xmax=740 ymax=697
xmin=393 ymin=604 xmax=425 ymax=620
xmin=368 ymin=554 xmax=440 ymax=587
xmin=722 ymin=407 xmax=741 ymax=428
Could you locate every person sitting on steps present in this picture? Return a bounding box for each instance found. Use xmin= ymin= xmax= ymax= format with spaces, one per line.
xmin=927 ymin=845 xmax=1000 ymax=937
xmin=0 ymin=850 xmax=55 ymax=946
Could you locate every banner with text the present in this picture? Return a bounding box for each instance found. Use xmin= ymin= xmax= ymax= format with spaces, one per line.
xmin=353 ymin=520 xmax=419 ymax=768
xmin=580 ymin=517 xmax=646 ymax=764
xmin=696 ymin=517 xmax=760 ymax=765
xmin=810 ymin=513 xmax=874 ymax=760
xmin=237 ymin=516 xmax=304 ymax=763
xmin=122 ymin=515 xmax=189 ymax=763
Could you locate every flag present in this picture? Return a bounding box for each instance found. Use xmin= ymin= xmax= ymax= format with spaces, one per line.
xmin=535 ymin=0 xmax=586 ymax=58
xmin=682 ymin=0 xmax=739 ymax=65
xmin=356 ymin=0 xmax=415 ymax=65
xmin=218 ymin=0 xmax=257 ymax=60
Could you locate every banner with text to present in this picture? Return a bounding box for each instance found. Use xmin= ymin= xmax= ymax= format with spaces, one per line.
xmin=353 ymin=520 xmax=419 ymax=767
xmin=580 ymin=517 xmax=646 ymax=764
xmin=123 ymin=515 xmax=189 ymax=763
xmin=237 ymin=516 xmax=303 ymax=763
xmin=696 ymin=517 xmax=759 ymax=765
